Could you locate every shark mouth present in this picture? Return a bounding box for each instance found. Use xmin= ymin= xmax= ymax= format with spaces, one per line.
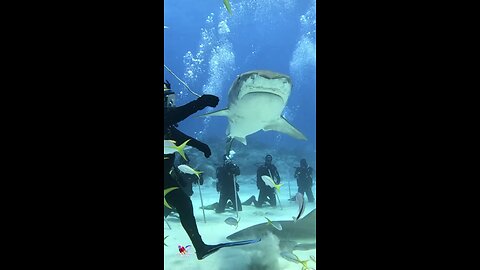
xmin=237 ymin=74 xmax=291 ymax=101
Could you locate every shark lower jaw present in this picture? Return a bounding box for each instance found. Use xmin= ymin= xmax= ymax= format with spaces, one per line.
xmin=237 ymin=85 xmax=290 ymax=101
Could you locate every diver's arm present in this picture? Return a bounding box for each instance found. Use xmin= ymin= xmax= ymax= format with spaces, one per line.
xmin=164 ymin=95 xmax=219 ymax=126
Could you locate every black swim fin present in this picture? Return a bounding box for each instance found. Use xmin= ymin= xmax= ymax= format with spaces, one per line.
xmin=196 ymin=238 xmax=261 ymax=260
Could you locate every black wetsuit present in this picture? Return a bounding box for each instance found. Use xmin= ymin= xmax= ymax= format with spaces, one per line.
xmin=242 ymin=163 xmax=281 ymax=207
xmin=163 ymin=96 xmax=216 ymax=254
xmin=215 ymin=162 xmax=242 ymax=213
xmin=164 ymin=163 xmax=204 ymax=218
xmin=294 ymin=166 xmax=315 ymax=202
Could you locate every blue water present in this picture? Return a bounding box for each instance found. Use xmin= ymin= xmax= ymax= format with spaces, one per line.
xmin=164 ymin=0 xmax=316 ymax=155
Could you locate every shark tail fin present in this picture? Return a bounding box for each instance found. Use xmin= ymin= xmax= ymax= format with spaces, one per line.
xmin=199 ymin=108 xmax=230 ymax=117
xmin=264 ymin=116 xmax=307 ymax=141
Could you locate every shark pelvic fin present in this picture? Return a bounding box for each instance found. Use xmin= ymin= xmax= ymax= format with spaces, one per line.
xmin=264 ymin=116 xmax=307 ymax=140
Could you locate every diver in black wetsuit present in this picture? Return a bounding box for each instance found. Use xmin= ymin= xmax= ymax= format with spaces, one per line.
xmin=289 ymin=158 xmax=315 ymax=202
xmin=163 ymin=80 xmax=222 ymax=260
xmin=242 ymin=154 xmax=281 ymax=208
xmin=215 ymin=154 xmax=242 ymax=213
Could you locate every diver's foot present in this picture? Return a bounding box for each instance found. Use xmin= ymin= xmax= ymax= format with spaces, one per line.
xmin=288 ymin=197 xmax=296 ymax=201
xmin=196 ymin=244 xmax=223 ymax=260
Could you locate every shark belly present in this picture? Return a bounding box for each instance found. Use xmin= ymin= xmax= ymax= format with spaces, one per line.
xmin=228 ymin=93 xmax=285 ymax=139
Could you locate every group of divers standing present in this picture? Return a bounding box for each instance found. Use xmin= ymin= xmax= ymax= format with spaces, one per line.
xmin=164 ymin=80 xmax=315 ymax=260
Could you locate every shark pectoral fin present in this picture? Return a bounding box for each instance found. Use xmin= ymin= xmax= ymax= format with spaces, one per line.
xmin=199 ymin=108 xmax=230 ymax=117
xmin=234 ymin=136 xmax=247 ymax=145
xmin=264 ymin=117 xmax=307 ymax=140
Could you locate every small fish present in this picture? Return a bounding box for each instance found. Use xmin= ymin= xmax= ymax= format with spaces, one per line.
xmin=310 ymin=255 xmax=316 ymax=263
xmin=224 ymin=216 xmax=240 ymax=229
xmin=280 ymin=252 xmax=310 ymax=269
xmin=164 ymin=235 xmax=168 ymax=246
xmin=261 ymin=175 xmax=283 ymax=191
xmin=280 ymin=251 xmax=300 ymax=263
xmin=178 ymin=164 xmax=203 ymax=179
xmin=293 ymin=193 xmax=305 ymax=222
xmin=164 ymin=139 xmax=191 ymax=161
xmin=223 ymin=0 xmax=232 ymax=15
xmin=164 ymin=25 xmax=169 ymax=29
xmin=264 ymin=217 xmax=283 ymax=231
xmin=178 ymin=244 xmax=192 ymax=255
xmin=164 ymin=187 xmax=179 ymax=209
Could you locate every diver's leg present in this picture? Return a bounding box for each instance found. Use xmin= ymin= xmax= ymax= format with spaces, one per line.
xmin=256 ymin=190 xmax=267 ymax=208
xmin=215 ymin=193 xmax=227 ymax=213
xmin=306 ymin=187 xmax=315 ymax=202
xmin=228 ymin=192 xmax=241 ymax=211
xmin=241 ymin=195 xmax=256 ymax=206
xmin=164 ymin=173 xmax=216 ymax=260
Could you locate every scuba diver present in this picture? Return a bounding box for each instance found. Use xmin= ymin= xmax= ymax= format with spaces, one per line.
xmin=164 ymin=80 xmax=259 ymax=259
xmin=215 ymin=154 xmax=242 ymax=213
xmin=289 ymin=158 xmax=315 ymax=203
xmin=164 ymin=153 xmax=204 ymax=218
xmin=242 ymin=154 xmax=281 ymax=208
xmin=164 ymin=80 xmax=221 ymax=260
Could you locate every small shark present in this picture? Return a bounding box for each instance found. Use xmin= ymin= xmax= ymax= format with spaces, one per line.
xmin=200 ymin=70 xmax=307 ymax=145
xmin=226 ymin=209 xmax=316 ymax=259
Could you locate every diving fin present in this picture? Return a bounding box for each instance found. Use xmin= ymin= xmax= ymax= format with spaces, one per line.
xmin=196 ymin=238 xmax=261 ymax=260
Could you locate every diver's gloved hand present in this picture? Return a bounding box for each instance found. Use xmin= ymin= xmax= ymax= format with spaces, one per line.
xmin=197 ymin=142 xmax=212 ymax=158
xmin=196 ymin=94 xmax=219 ymax=109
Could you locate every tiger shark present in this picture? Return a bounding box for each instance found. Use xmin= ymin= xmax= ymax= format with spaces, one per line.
xmin=226 ymin=209 xmax=316 ymax=259
xmin=200 ymin=70 xmax=307 ymax=145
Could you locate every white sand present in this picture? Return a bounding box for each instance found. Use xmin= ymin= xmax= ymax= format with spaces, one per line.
xmin=164 ymin=176 xmax=317 ymax=270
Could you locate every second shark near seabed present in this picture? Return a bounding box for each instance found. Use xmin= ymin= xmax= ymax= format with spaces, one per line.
xmin=226 ymin=208 xmax=316 ymax=263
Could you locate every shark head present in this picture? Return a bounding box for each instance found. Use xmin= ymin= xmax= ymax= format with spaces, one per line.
xmin=229 ymin=70 xmax=292 ymax=105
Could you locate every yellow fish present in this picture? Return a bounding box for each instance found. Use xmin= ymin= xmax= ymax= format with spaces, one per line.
xmin=164 ymin=187 xmax=179 ymax=209
xmin=177 ymin=164 xmax=203 ymax=179
xmin=164 ymin=139 xmax=191 ymax=161
xmin=261 ymin=175 xmax=284 ymax=192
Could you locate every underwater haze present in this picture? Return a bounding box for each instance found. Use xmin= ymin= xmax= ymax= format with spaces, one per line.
xmin=164 ymin=1 xmax=316 ymax=269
